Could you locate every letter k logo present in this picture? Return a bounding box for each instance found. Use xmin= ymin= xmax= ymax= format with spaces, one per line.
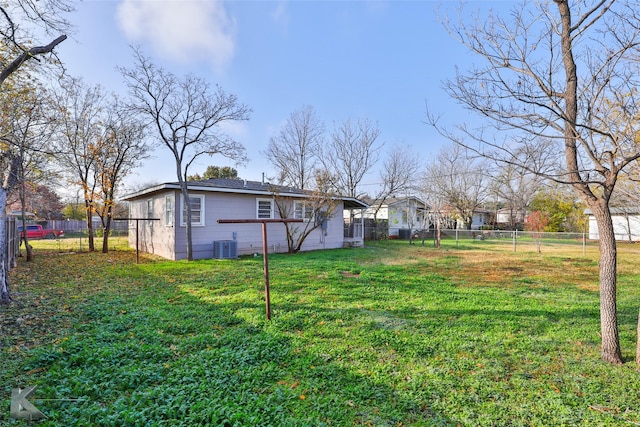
xmin=10 ymin=386 xmax=46 ymax=420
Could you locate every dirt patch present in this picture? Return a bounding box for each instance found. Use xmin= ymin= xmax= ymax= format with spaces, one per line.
xmin=340 ymin=271 xmax=360 ymax=278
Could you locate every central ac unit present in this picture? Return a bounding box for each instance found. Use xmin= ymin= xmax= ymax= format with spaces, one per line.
xmin=213 ymin=240 xmax=238 ymax=259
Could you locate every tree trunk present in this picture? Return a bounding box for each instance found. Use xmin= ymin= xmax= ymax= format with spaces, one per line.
xmin=21 ymin=219 xmax=34 ymax=262
xmin=0 ymin=187 xmax=11 ymax=304
xmin=102 ymin=214 xmax=112 ymax=254
xmin=25 ymin=241 xmax=34 ymax=262
xmin=180 ymin=183 xmax=193 ymax=261
xmin=590 ymin=202 xmax=623 ymax=364
xmin=85 ymin=200 xmax=95 ymax=252
xmin=637 ymin=308 xmax=640 ymax=365
xmin=19 ymin=187 xmax=34 ymax=262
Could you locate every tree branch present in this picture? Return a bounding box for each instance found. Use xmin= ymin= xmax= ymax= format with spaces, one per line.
xmin=0 ymin=34 xmax=67 ymax=85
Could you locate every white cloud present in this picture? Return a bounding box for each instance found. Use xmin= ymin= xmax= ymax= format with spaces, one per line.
xmin=116 ymin=0 xmax=235 ymax=72
xmin=271 ymin=1 xmax=289 ymax=32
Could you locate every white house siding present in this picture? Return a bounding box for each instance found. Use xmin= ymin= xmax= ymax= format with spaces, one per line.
xmin=128 ymin=191 xmax=177 ymax=259
xmin=588 ymin=213 xmax=640 ymax=241
xmin=128 ymin=190 xmax=347 ymax=260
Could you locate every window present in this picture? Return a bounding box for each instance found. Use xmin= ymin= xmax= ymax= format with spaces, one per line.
xmin=257 ymin=198 xmax=273 ymax=219
xmin=165 ymin=195 xmax=174 ymax=226
xmin=293 ymin=201 xmax=314 ymax=220
xmin=181 ymin=194 xmax=205 ymax=226
xmin=147 ymin=199 xmax=154 ymax=227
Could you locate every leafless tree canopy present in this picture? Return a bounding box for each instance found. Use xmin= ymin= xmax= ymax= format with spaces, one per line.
xmin=263 ymin=105 xmax=324 ymax=190
xmin=320 ymin=117 xmax=382 ymax=199
xmin=120 ymin=48 xmax=250 ymax=182
xmin=52 ymin=77 xmax=106 ymax=252
xmin=366 ymin=144 xmax=421 ymax=220
xmin=432 ymin=1 xmax=640 ymax=197
xmin=423 ymin=143 xmax=488 ymax=230
xmin=94 ymin=96 xmax=149 ymax=253
xmin=0 ymin=1 xmax=71 ymax=85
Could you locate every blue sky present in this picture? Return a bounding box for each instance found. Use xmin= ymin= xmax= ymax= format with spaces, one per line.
xmin=57 ymin=0 xmax=513 ymax=194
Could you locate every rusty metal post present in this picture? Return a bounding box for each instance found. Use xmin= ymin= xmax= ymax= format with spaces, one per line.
xmin=262 ymin=221 xmax=271 ymax=320
xmin=217 ymin=218 xmax=302 ymax=320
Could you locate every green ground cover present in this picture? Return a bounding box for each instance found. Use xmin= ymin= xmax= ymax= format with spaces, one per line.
xmin=1 ymin=238 xmax=639 ymax=426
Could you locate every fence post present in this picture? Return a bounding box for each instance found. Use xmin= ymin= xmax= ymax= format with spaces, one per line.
xmin=513 ymin=230 xmax=517 ymax=252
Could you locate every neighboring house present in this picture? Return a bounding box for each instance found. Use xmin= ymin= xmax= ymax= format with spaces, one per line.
xmin=467 ymin=209 xmax=491 ymax=230
xmin=428 ymin=207 xmax=495 ymax=230
xmin=356 ymin=196 xmax=429 ymax=238
xmin=429 ymin=206 xmax=491 ymax=230
xmin=122 ymin=178 xmax=368 ymax=260
xmin=495 ymin=208 xmax=527 ymax=228
xmin=585 ymin=207 xmax=640 ymax=241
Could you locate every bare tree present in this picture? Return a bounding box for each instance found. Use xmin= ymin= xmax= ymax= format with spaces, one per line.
xmin=423 ymin=143 xmax=488 ymax=230
xmin=369 ymin=144 xmax=421 ymax=220
xmin=94 ymin=96 xmax=149 ymax=253
xmin=427 ymin=0 xmax=640 ymax=363
xmin=0 ymin=79 xmax=57 ymax=262
xmin=490 ymin=161 xmax=544 ymax=230
xmin=361 ymin=144 xmax=421 ymax=241
xmin=53 ymin=77 xmax=105 ymax=252
xmin=272 ymin=173 xmax=340 ymax=253
xmin=263 ymin=105 xmax=324 ymax=189
xmin=320 ymin=117 xmax=382 ymax=199
xmin=0 ymin=0 xmax=70 ymax=304
xmin=120 ymin=48 xmax=250 ymax=261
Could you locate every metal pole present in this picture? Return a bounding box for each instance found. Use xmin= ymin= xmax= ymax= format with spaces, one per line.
xmin=217 ymin=218 xmax=302 ymax=321
xmin=262 ymin=221 xmax=271 ymax=320
xmin=135 ymin=219 xmax=140 ymax=264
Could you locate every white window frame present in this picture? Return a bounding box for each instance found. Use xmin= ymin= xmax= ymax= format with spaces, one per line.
xmin=147 ymin=199 xmax=154 ymax=227
xmin=293 ymin=201 xmax=314 ymax=220
xmin=165 ymin=194 xmax=175 ymax=227
xmin=180 ymin=194 xmax=205 ymax=227
xmin=257 ymin=198 xmax=274 ymax=219
xmin=147 ymin=199 xmax=154 ymax=218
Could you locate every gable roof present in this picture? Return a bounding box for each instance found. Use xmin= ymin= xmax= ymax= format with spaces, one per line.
xmin=122 ymin=178 xmax=369 ymax=209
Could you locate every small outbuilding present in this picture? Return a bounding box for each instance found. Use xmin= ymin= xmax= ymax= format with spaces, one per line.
xmin=585 ymin=207 xmax=640 ymax=242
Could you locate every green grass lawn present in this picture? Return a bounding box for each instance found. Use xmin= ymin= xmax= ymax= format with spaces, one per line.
xmin=1 ymin=238 xmax=640 ymax=426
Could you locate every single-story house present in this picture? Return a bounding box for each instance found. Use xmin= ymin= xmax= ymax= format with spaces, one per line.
xmin=495 ymin=208 xmax=527 ymax=228
xmin=466 ymin=209 xmax=491 ymax=230
xmin=429 ymin=207 xmax=491 ymax=230
xmin=355 ymin=196 xmax=429 ymax=238
xmin=122 ymin=178 xmax=368 ymax=260
xmin=585 ymin=207 xmax=640 ymax=241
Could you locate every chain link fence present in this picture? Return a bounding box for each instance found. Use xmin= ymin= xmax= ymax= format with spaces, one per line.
xmin=386 ymin=228 xmax=599 ymax=253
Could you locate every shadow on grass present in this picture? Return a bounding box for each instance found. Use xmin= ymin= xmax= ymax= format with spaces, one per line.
xmin=11 ymin=279 xmax=456 ymax=427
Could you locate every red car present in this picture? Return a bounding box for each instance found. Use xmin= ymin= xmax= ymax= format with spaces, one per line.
xmin=18 ymin=224 xmax=65 ymax=240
